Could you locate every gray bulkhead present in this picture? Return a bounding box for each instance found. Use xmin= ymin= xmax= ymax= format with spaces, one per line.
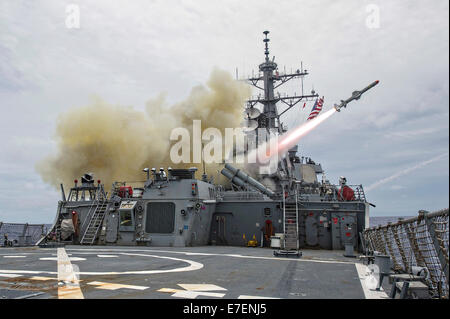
xmin=100 ymin=178 xmax=216 ymax=247
xmin=212 ymin=200 xmax=282 ymax=246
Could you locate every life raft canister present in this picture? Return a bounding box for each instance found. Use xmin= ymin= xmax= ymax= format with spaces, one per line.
xmin=338 ymin=185 xmax=355 ymax=201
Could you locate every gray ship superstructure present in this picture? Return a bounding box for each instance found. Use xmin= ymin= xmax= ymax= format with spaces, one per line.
xmin=39 ymin=31 xmax=378 ymax=255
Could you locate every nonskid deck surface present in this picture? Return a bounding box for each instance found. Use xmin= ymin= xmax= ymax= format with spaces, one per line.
xmin=0 ymin=246 xmax=386 ymax=299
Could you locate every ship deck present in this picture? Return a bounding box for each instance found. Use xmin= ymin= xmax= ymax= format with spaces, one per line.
xmin=0 ymin=245 xmax=389 ymax=299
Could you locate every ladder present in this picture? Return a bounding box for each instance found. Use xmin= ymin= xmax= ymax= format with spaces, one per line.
xmin=354 ymin=185 xmax=366 ymax=201
xmin=80 ymin=201 xmax=108 ymax=245
xmin=284 ymin=203 xmax=299 ymax=251
xmin=274 ymin=186 xmax=302 ymax=257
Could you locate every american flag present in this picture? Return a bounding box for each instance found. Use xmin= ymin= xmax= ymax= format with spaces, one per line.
xmin=307 ymin=97 xmax=324 ymax=121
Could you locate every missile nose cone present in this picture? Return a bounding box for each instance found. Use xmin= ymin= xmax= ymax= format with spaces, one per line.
xmin=375 ymin=80 xmax=379 ymax=84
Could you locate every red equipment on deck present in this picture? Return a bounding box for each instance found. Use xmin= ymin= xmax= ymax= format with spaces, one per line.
xmin=118 ymin=186 xmax=133 ymax=198
xmin=338 ymin=185 xmax=355 ymax=201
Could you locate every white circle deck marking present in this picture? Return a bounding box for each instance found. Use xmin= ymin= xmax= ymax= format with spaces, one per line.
xmin=78 ymin=253 xmax=203 ymax=275
xmin=0 ymin=273 xmax=23 ymax=278
xmin=67 ymin=248 xmax=354 ymax=264
xmin=0 ymin=250 xmax=203 ymax=276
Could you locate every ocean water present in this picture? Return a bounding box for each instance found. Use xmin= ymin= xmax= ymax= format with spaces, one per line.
xmin=369 ymin=216 xmax=414 ymax=228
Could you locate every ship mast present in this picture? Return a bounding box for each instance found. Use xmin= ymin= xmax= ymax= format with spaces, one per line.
xmin=245 ymin=31 xmax=319 ymax=134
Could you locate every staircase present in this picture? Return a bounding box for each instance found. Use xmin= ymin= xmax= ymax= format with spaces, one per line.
xmin=80 ymin=201 xmax=108 ymax=245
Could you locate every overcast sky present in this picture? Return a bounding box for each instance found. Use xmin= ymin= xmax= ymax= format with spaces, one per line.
xmin=0 ymin=0 xmax=448 ymax=223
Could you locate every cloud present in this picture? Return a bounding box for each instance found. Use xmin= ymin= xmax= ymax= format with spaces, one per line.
xmin=0 ymin=0 xmax=448 ymax=222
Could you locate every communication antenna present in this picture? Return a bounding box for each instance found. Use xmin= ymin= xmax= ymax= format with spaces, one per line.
xmin=301 ymin=61 xmax=304 ymax=96
xmin=263 ymin=30 xmax=270 ymax=62
xmin=245 ymin=30 xmax=319 ymax=133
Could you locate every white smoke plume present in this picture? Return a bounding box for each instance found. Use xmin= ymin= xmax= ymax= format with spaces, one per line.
xmin=365 ymin=152 xmax=449 ymax=191
xmin=36 ymin=68 xmax=251 ymax=189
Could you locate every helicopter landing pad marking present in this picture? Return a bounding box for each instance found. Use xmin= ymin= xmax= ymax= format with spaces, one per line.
xmin=0 ymin=273 xmax=22 ymax=278
xmin=87 ymin=281 xmax=149 ymax=291
xmin=73 ymin=253 xmax=203 ymax=275
xmin=158 ymin=284 xmax=227 ymax=299
xmin=29 ymin=276 xmax=56 ymax=281
xmin=67 ymin=248 xmax=355 ymax=265
xmin=57 ymin=248 xmax=84 ymax=299
xmin=172 ymin=290 xmax=226 ymax=299
xmin=0 ymin=251 xmax=203 ymax=276
xmin=40 ymin=257 xmax=86 ymax=261
xmin=178 ymin=284 xmax=227 ymax=291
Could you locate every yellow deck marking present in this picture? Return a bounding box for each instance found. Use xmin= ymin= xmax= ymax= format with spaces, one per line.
xmin=29 ymin=276 xmax=56 ymax=281
xmin=57 ymin=248 xmax=84 ymax=299
xmin=157 ymin=288 xmax=180 ymax=293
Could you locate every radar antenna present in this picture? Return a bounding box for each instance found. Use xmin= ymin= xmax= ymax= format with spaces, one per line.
xmin=245 ymin=30 xmax=319 ymax=134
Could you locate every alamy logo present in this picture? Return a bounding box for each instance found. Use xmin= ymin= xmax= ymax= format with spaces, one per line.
xmin=366 ymin=4 xmax=380 ymax=29
xmin=65 ymin=4 xmax=80 ymax=29
xmin=169 ymin=120 xmax=280 ymax=174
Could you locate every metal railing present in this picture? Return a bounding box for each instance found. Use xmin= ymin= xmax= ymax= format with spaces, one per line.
xmin=363 ymin=209 xmax=449 ymax=299
xmin=0 ymin=222 xmax=48 ymax=247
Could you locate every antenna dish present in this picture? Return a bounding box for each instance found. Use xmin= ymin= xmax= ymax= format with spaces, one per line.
xmin=245 ymin=108 xmax=261 ymax=119
xmin=243 ymin=119 xmax=258 ymax=132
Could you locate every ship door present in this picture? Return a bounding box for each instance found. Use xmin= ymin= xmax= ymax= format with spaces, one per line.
xmin=105 ymin=212 xmax=119 ymax=243
xmin=305 ymin=213 xmax=318 ymax=247
xmin=318 ymin=212 xmax=332 ymax=249
xmin=339 ymin=214 xmax=357 ymax=249
xmin=211 ymin=213 xmax=229 ymax=245
xmin=331 ymin=213 xmax=357 ymax=250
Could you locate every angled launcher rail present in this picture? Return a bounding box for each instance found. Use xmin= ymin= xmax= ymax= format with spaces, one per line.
xmin=363 ymin=208 xmax=449 ymax=299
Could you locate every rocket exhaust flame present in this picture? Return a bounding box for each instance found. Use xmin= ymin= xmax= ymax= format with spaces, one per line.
xmin=277 ymin=108 xmax=337 ymax=153
xmin=253 ymin=108 xmax=337 ymax=166
xmin=253 ymin=81 xmax=379 ymax=166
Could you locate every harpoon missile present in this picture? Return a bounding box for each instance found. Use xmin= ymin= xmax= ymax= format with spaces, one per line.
xmin=334 ymin=80 xmax=379 ymax=112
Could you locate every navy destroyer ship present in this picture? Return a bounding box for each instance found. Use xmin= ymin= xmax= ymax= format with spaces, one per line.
xmin=38 ymin=31 xmax=378 ymax=255
xmin=1 ymin=31 xmax=447 ymax=301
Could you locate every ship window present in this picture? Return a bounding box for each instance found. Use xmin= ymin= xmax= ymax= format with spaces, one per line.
xmin=120 ymin=210 xmax=133 ymax=227
xmin=145 ymin=202 xmax=175 ymax=234
xmin=264 ymin=207 xmax=271 ymax=216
